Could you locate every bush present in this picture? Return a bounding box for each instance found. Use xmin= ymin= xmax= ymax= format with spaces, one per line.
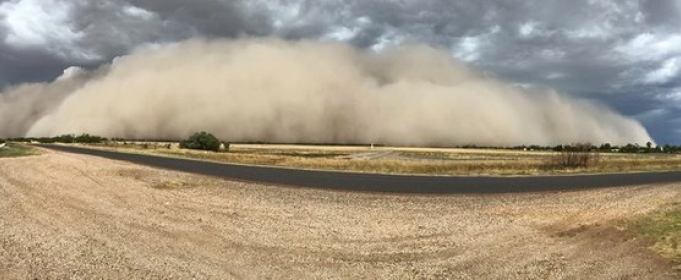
xmin=74 ymin=133 xmax=107 ymax=144
xmin=180 ymin=132 xmax=221 ymax=152
xmin=547 ymin=143 xmax=600 ymax=169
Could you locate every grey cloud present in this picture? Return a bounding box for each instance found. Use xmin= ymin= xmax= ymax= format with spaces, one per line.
xmin=66 ymin=0 xmax=273 ymax=60
xmin=0 ymin=0 xmax=275 ymax=85
xmin=126 ymin=0 xmax=272 ymax=37
xmin=0 ymin=45 xmax=71 ymax=85
xmin=640 ymin=0 xmax=681 ymax=28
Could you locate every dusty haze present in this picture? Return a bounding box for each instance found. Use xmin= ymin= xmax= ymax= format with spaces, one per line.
xmin=0 ymin=38 xmax=653 ymax=146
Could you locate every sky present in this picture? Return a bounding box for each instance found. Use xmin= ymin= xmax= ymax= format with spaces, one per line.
xmin=0 ymin=0 xmax=680 ymax=144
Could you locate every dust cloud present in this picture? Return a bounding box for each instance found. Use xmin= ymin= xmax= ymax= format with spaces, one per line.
xmin=0 ymin=38 xmax=653 ymax=146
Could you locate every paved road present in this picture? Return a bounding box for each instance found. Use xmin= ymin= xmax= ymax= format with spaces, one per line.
xmin=39 ymin=144 xmax=681 ymax=194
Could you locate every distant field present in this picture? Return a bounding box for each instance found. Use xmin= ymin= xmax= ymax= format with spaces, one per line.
xmin=0 ymin=143 xmax=38 ymax=158
xmin=59 ymin=142 xmax=681 ymax=176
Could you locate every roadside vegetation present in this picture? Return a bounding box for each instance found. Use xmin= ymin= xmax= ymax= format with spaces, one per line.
xmin=8 ymin=134 xmax=108 ymax=144
xmin=8 ymin=133 xmax=681 ymax=175
xmin=545 ymin=143 xmax=601 ymax=169
xmin=179 ymin=131 xmax=226 ymax=152
xmin=0 ymin=142 xmax=38 ymax=158
xmin=74 ymin=142 xmax=681 ymax=176
xmin=630 ymin=204 xmax=681 ymax=264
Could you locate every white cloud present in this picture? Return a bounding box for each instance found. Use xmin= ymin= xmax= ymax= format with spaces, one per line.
xmin=644 ymin=57 xmax=681 ymax=84
xmin=518 ymin=22 xmax=557 ymax=39
xmin=121 ymin=5 xmax=155 ymax=20
xmin=323 ymin=27 xmax=357 ymax=41
xmin=322 ymin=17 xmax=371 ymax=42
xmin=0 ymin=0 xmax=104 ymax=61
xmin=452 ymin=36 xmax=480 ymax=62
xmin=616 ymin=33 xmax=681 ymax=61
xmin=371 ymin=30 xmax=404 ymax=51
xmin=246 ymin=0 xmax=308 ymax=29
xmin=0 ymin=0 xmax=82 ymax=47
xmin=55 ymin=66 xmax=85 ymax=81
xmin=518 ymin=22 xmax=537 ymax=38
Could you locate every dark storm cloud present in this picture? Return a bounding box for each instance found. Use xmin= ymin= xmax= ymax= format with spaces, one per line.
xmin=125 ymin=0 xmax=272 ymax=37
xmin=0 ymin=43 xmax=70 ymax=85
xmin=640 ymin=0 xmax=681 ymax=28
xmin=64 ymin=0 xmax=273 ymax=60
xmin=0 ymin=0 xmax=680 ymax=143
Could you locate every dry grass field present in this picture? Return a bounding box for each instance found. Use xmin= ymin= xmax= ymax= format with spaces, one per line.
xmin=1 ymin=148 xmax=680 ymax=279
xmin=82 ymin=142 xmax=681 ymax=176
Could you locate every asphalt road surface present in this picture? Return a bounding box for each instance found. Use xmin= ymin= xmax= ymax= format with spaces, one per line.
xmin=40 ymin=144 xmax=681 ymax=194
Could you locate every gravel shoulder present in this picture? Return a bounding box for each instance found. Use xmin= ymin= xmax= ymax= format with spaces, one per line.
xmin=1 ymin=150 xmax=680 ymax=279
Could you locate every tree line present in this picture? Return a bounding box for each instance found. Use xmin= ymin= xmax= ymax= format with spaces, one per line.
xmin=1 ymin=132 xmax=227 ymax=152
xmin=502 ymin=142 xmax=673 ymax=154
xmin=412 ymin=141 xmax=678 ymax=154
xmin=4 ymin=134 xmax=108 ymax=144
xmin=2 ymin=133 xmax=680 ymax=154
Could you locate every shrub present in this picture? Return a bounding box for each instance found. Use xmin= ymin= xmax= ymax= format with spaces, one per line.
xmin=74 ymin=133 xmax=107 ymax=144
xmin=180 ymin=132 xmax=221 ymax=152
xmin=547 ymin=143 xmax=600 ymax=169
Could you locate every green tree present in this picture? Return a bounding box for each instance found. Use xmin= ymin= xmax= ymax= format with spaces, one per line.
xmin=599 ymin=143 xmax=612 ymax=151
xmin=54 ymin=134 xmax=75 ymax=143
xmin=180 ymin=132 xmax=221 ymax=152
xmin=74 ymin=133 xmax=107 ymax=144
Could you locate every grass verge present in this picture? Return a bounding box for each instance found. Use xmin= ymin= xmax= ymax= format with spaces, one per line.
xmin=0 ymin=143 xmax=38 ymax=158
xmin=631 ymin=204 xmax=681 ymax=263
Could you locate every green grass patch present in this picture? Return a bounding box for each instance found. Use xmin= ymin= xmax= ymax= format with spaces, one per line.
xmin=0 ymin=143 xmax=39 ymax=158
xmin=631 ymin=204 xmax=681 ymax=262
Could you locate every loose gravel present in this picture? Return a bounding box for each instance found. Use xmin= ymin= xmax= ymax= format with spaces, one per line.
xmin=1 ymin=151 xmax=679 ymax=279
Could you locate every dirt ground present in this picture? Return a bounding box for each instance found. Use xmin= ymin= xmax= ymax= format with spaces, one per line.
xmin=1 ymin=150 xmax=680 ymax=279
